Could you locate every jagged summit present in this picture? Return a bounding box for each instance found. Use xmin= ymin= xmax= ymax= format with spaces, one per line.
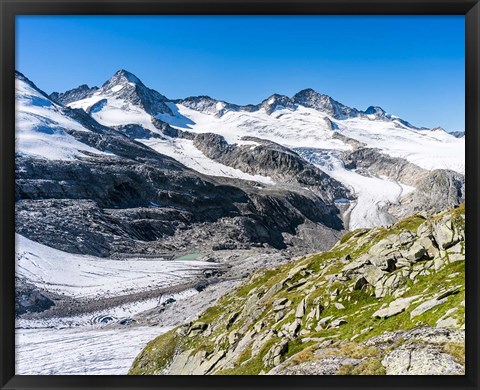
xmin=102 ymin=69 xmax=143 ymax=88
xmin=292 ymin=88 xmax=361 ymax=120
xmin=364 ymin=105 xmax=386 ymax=116
xmin=50 ymin=84 xmax=99 ymax=105
xmin=15 ymin=70 xmax=28 ymax=80
xmin=260 ymin=93 xmax=295 ymax=114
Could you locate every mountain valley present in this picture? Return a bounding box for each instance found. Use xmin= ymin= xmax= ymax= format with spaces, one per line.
xmin=14 ymin=69 xmax=465 ymax=375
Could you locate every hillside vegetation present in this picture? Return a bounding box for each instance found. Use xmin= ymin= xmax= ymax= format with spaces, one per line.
xmin=130 ymin=204 xmax=465 ymax=375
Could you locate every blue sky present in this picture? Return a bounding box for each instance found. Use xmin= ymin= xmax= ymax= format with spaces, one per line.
xmin=16 ymin=16 xmax=465 ymax=131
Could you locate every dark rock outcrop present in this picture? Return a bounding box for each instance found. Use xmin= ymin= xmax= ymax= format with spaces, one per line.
xmin=191 ymin=133 xmax=352 ymax=204
xmin=50 ymin=84 xmax=99 ymax=105
xmin=15 ymin=280 xmax=55 ymax=315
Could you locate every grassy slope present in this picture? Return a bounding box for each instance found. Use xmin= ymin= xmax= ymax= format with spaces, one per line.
xmin=129 ymin=204 xmax=465 ymax=375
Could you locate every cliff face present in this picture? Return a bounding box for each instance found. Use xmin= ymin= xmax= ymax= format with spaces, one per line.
xmin=129 ymin=205 xmax=465 ymax=375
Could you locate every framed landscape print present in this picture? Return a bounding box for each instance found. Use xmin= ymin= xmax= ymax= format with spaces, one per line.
xmin=1 ymin=0 xmax=479 ymax=389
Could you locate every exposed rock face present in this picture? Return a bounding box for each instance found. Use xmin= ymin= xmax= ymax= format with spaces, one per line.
xmin=260 ymin=94 xmax=296 ymax=115
xmin=382 ymin=345 xmax=464 ymax=375
xmin=341 ymin=147 xmax=428 ymax=187
xmin=16 ymin=73 xmax=350 ymax=256
xmin=129 ymin=205 xmax=465 ymax=375
xmin=190 ymin=133 xmax=352 ymax=204
xmin=45 ymin=70 xmax=464 ymax=238
xmin=50 ymin=84 xmax=99 ymax=105
xmin=292 ymin=88 xmax=362 ymax=120
xmin=408 ymin=170 xmax=465 ymax=214
xmin=173 ymin=95 xmax=257 ymax=117
xmin=15 ymin=279 xmax=56 ymax=315
xmin=340 ymin=147 xmax=465 ymax=217
xmin=16 ymin=154 xmax=346 ymax=256
xmin=450 ymin=131 xmax=465 ymax=139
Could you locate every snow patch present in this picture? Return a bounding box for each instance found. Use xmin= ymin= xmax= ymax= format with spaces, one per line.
xmin=16 ymin=78 xmax=110 ymax=161
xmin=110 ymin=85 xmax=124 ymax=93
xmin=141 ymin=137 xmax=275 ymax=184
xmin=15 ymin=233 xmax=214 ymax=299
xmin=16 ymin=325 xmax=172 ymax=375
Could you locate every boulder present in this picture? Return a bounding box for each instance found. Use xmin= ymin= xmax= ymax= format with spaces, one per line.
xmin=372 ymin=296 xmax=418 ymax=319
xmin=329 ymin=318 xmax=347 ymax=328
xmin=398 ymin=230 xmax=416 ymax=245
xmin=404 ymin=242 xmax=427 ymax=262
xmin=382 ymin=346 xmax=464 ymax=375
xmin=432 ymin=219 xmax=458 ymax=249
xmin=263 ymin=339 xmax=289 ymax=367
xmin=295 ymin=298 xmax=306 ymax=318
xmin=410 ymin=297 xmax=448 ymax=318
xmin=436 ymin=317 xmax=458 ymax=328
xmin=375 ymin=273 xmax=406 ymax=298
xmin=353 ymin=276 xmax=368 ymax=290
xmin=269 ymin=354 xmax=363 ymax=375
xmin=363 ymin=265 xmax=386 ymax=286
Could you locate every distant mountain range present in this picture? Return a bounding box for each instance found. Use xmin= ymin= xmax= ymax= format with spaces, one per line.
xmin=15 ymin=69 xmax=465 ymax=258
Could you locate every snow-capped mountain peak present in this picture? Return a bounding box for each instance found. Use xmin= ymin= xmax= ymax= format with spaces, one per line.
xmin=260 ymin=93 xmax=295 ymax=114
xmin=98 ymin=69 xmax=172 ymax=115
xmin=364 ymin=105 xmax=386 ymax=117
xmin=50 ymin=84 xmax=99 ymax=106
xmin=65 ymin=70 xmax=173 ymax=129
xmin=292 ymin=88 xmax=361 ymax=120
xmin=101 ymin=69 xmax=148 ymax=92
xmin=15 ymin=71 xmax=111 ymax=161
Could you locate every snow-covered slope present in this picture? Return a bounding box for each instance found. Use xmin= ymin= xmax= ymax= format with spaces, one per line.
xmin=161 ymin=101 xmax=464 ymax=175
xmin=16 ymin=233 xmax=217 ymax=299
xmin=15 ymin=72 xmax=109 ymax=161
xmin=61 ymin=69 xmax=465 ymax=228
xmin=16 ymin=325 xmax=172 ymax=375
xmin=142 ymin=137 xmax=275 ymax=184
xmin=67 ymin=71 xmax=275 ymax=183
xmin=296 ymin=149 xmax=415 ymax=229
xmin=66 ymin=70 xmax=464 ymax=176
xmin=68 ymin=69 xmax=170 ymax=133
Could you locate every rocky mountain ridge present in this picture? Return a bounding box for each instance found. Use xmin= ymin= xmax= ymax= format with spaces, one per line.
xmin=17 ymin=69 xmax=466 ymax=258
xmin=52 ymin=70 xmax=432 ymax=128
xmin=16 ymin=71 xmax=347 ymax=256
xmin=130 ymin=204 xmax=465 ymax=375
xmin=51 ymin=69 xmax=465 ymax=229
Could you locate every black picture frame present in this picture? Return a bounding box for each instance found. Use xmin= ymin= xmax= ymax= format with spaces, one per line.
xmin=1 ymin=1 xmax=478 ymax=389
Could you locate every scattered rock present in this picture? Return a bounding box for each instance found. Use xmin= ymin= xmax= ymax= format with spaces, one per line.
xmin=410 ymin=297 xmax=448 ymax=318
xmin=372 ymin=296 xmax=418 ymax=319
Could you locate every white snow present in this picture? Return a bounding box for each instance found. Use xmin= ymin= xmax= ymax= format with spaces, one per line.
xmin=68 ymin=88 xmax=275 ymax=184
xmin=168 ymin=104 xmax=351 ymax=150
xmin=16 ymin=77 xmax=109 ymax=161
xmin=297 ymin=149 xmax=415 ymax=229
xmin=16 ymin=325 xmax=172 ymax=375
xmin=15 ymin=232 xmax=213 ymax=375
xmin=160 ymin=104 xmax=464 ymax=175
xmin=16 ymin=233 xmax=215 ymax=299
xmin=141 ymin=137 xmax=275 ymax=184
xmin=68 ymin=94 xmax=159 ymax=133
xmin=61 ymin=78 xmax=465 ymax=227
xmin=336 ymin=117 xmax=465 ymax=174
xmin=110 ymin=85 xmax=124 ymax=93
